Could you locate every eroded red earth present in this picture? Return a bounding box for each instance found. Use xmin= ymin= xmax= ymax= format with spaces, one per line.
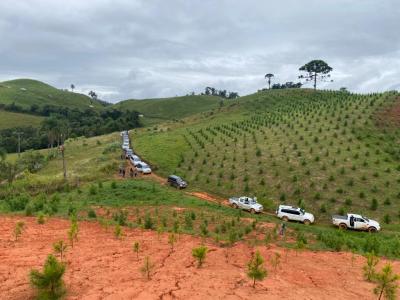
xmin=1 ymin=216 xmax=399 ymax=299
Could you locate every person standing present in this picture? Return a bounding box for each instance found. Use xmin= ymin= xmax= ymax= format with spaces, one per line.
xmin=279 ymin=222 xmax=286 ymax=236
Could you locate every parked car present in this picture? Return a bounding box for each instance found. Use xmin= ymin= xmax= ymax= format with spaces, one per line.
xmin=228 ymin=196 xmax=263 ymax=214
xmin=136 ymin=162 xmax=151 ymax=174
xmin=167 ymin=175 xmax=187 ymax=189
xmin=129 ymin=155 xmax=139 ymax=164
xmin=125 ymin=149 xmax=133 ymax=158
xmin=131 ymin=157 xmax=142 ymax=166
xmin=332 ymin=213 xmax=380 ymax=232
xmin=276 ymin=205 xmax=315 ymax=225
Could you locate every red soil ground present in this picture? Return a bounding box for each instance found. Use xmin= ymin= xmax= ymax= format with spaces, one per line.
xmin=1 ymin=216 xmax=399 ymax=300
xmin=375 ymin=96 xmax=400 ymax=127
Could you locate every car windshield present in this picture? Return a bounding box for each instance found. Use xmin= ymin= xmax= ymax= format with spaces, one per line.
xmin=300 ymin=209 xmax=305 ymax=214
xmin=362 ymin=216 xmax=369 ymax=222
xmin=250 ymin=199 xmax=257 ymax=204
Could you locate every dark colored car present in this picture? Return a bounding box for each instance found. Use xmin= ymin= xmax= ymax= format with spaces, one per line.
xmin=168 ymin=175 xmax=187 ymax=189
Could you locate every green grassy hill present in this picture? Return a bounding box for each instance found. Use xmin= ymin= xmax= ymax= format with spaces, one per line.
xmin=115 ymin=95 xmax=223 ymax=124
xmin=0 ymin=79 xmax=104 ymax=110
xmin=133 ymin=89 xmax=400 ymax=222
xmin=0 ymin=110 xmax=44 ymax=130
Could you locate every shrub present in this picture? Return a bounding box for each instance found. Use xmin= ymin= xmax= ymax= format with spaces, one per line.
xmin=114 ymin=224 xmax=123 ymax=239
xmin=383 ymin=214 xmax=391 ymax=224
xmin=87 ymin=209 xmax=97 ymax=219
xmin=53 ymin=240 xmax=68 ymax=262
xmin=184 ymin=213 xmax=193 ymax=230
xmin=13 ymin=221 xmax=25 ymax=241
xmin=89 ymin=185 xmax=97 ymax=195
xmin=68 ymin=220 xmax=79 ymax=248
xmin=363 ymin=235 xmax=380 ymax=254
xmin=372 ymin=264 xmax=400 ymax=300
xmin=370 ymin=198 xmax=378 ymax=211
xmin=228 ymin=229 xmax=238 ymax=245
xmin=363 ymin=252 xmax=379 ymax=282
xmin=192 ymin=246 xmax=208 ymax=267
xmin=168 ymin=233 xmax=177 ymax=251
xmin=247 ymin=250 xmax=267 ymax=288
xmin=6 ymin=195 xmax=30 ymax=212
xmin=30 ymin=255 xmax=66 ymax=299
xmin=317 ymin=231 xmax=345 ymax=252
xmin=144 ymin=213 xmax=154 ymax=230
xmin=133 ymin=241 xmax=140 ymax=259
xmin=270 ymin=252 xmax=281 ymax=274
xmin=113 ymin=210 xmax=128 ymax=226
xmin=200 ymin=222 xmax=209 ymax=237
xmin=140 ymin=256 xmax=154 ymax=280
xmin=37 ymin=213 xmax=46 ymax=225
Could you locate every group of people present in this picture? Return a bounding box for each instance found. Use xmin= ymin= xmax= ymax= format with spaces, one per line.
xmin=119 ymin=166 xmax=138 ymax=178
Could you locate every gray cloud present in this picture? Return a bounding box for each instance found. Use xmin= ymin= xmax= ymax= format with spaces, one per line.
xmin=0 ymin=0 xmax=399 ymax=102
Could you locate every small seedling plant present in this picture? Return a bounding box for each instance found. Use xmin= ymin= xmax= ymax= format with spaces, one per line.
xmin=373 ymin=264 xmax=399 ymax=300
xmin=30 ymin=254 xmax=66 ymax=299
xmin=192 ymin=245 xmax=208 ymax=268
xmin=13 ymin=221 xmax=25 ymax=241
xmin=168 ymin=233 xmax=177 ymax=252
xmin=140 ymin=256 xmax=154 ymax=280
xmin=133 ymin=241 xmax=140 ymax=259
xmin=247 ymin=250 xmax=267 ymax=288
xmin=53 ymin=240 xmax=68 ymax=262
xmin=363 ymin=252 xmax=379 ymax=282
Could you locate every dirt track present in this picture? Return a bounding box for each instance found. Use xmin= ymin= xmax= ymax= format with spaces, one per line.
xmin=1 ymin=216 xmax=399 ymax=300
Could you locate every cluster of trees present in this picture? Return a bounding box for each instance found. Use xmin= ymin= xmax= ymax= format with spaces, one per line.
xmin=265 ymin=59 xmax=333 ymax=90
xmin=271 ymin=82 xmax=303 ymax=89
xmin=0 ymin=149 xmax=48 ymax=184
xmin=202 ymin=87 xmax=239 ymax=99
xmin=0 ymin=108 xmax=141 ymax=153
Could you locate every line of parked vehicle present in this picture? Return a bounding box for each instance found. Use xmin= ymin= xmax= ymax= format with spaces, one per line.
xmin=122 ymin=131 xmax=381 ymax=233
xmin=121 ymin=130 xmax=152 ymax=174
xmin=228 ymin=195 xmax=381 ymax=232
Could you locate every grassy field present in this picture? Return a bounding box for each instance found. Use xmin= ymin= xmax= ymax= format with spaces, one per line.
xmin=5 ymin=132 xmax=123 ymax=194
xmin=0 ymin=79 xmax=104 ymax=110
xmin=3 ymin=87 xmax=400 ymax=258
xmin=2 ymin=178 xmax=400 ymax=258
xmin=0 ymin=110 xmax=44 ymax=129
xmin=132 ymin=89 xmax=400 ymax=224
xmin=115 ymin=95 xmax=223 ymax=124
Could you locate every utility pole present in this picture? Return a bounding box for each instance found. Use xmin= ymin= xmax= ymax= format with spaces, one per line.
xmin=15 ymin=131 xmax=23 ymax=157
xmin=59 ymin=144 xmax=67 ymax=180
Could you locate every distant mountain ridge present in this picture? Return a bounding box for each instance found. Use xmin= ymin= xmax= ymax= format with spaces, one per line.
xmin=0 ymin=79 xmax=105 ymax=110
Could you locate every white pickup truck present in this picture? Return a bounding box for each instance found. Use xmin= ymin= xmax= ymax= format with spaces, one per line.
xmin=332 ymin=214 xmax=381 ymax=233
xmin=229 ymin=196 xmax=263 ymax=214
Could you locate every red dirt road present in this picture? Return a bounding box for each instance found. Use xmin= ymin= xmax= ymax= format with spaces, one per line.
xmin=1 ymin=216 xmax=399 ymax=300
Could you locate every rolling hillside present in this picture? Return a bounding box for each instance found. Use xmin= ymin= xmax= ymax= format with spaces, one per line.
xmin=0 ymin=79 xmax=105 ymax=110
xmin=133 ymin=89 xmax=400 ymax=222
xmin=0 ymin=110 xmax=44 ymax=130
xmin=115 ymin=95 xmax=223 ymax=124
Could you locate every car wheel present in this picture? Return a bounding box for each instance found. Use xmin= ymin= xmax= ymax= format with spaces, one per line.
xmin=232 ymin=203 xmax=238 ymax=209
xmin=250 ymin=208 xmax=256 ymax=214
xmin=339 ymin=223 xmax=347 ymax=230
xmin=368 ymin=227 xmax=377 ymax=233
xmin=303 ymin=219 xmax=311 ymax=225
xmin=282 ymin=216 xmax=289 ymax=222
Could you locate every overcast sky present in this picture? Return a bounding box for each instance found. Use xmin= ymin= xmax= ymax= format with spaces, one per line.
xmin=0 ymin=0 xmax=399 ymax=102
